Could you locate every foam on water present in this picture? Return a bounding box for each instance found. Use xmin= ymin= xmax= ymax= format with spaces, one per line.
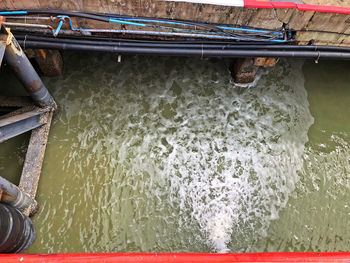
xmin=163 ymin=60 xmax=314 ymax=252
xmin=38 ymin=55 xmax=313 ymax=252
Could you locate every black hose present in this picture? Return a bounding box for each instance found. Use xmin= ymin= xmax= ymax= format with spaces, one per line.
xmin=15 ymin=34 xmax=283 ymax=49
xmin=15 ymin=34 xmax=350 ymax=52
xmin=17 ymin=40 xmax=350 ymax=59
xmin=28 ymin=9 xmax=110 ymax=22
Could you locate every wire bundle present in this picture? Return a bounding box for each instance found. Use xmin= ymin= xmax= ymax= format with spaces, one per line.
xmin=0 ymin=9 xmax=292 ymax=42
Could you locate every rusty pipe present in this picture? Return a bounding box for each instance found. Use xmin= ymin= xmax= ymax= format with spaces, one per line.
xmin=3 ymin=27 xmax=56 ymax=109
xmin=3 ymin=22 xmax=54 ymax=32
xmin=0 ymin=176 xmax=38 ymax=216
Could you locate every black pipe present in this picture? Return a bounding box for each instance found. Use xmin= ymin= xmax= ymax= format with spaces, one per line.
xmin=16 ymin=34 xmax=279 ymax=49
xmin=0 ymin=176 xmax=38 ymax=215
xmin=27 ymin=9 xmax=110 ymax=22
xmin=0 ymin=203 xmax=36 ymax=253
xmin=17 ymin=40 xmax=350 ymax=59
xmin=14 ymin=34 xmax=350 ymax=52
xmin=4 ymin=32 xmax=57 ymax=109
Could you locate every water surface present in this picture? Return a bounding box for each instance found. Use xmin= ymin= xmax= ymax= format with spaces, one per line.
xmin=0 ymin=54 xmax=349 ymax=253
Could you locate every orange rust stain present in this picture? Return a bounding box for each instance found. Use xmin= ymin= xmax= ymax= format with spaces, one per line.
xmin=28 ymin=80 xmax=42 ymax=92
xmin=39 ymin=49 xmax=46 ymax=59
xmin=0 ymin=16 xmax=5 ymax=27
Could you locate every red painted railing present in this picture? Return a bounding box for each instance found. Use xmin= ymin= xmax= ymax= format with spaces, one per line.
xmin=1 ymin=252 xmax=350 ymax=262
xmin=243 ymin=0 xmax=350 ymax=14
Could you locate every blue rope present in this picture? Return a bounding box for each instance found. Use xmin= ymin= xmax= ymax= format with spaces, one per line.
xmin=109 ymin=18 xmax=146 ymax=27
xmin=0 ymin=11 xmax=27 ymax=15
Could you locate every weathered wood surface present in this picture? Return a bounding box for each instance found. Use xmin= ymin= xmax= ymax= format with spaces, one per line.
xmin=1 ymin=0 xmax=350 ymax=45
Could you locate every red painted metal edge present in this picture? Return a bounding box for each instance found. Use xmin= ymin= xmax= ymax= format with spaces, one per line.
xmin=243 ymin=0 xmax=350 ymax=14
xmin=1 ymin=252 xmax=350 ymax=263
xmin=244 ymin=0 xmax=297 ymax=9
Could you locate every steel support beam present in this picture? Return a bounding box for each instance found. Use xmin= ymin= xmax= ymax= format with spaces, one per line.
xmin=0 ymin=96 xmax=33 ymax=108
xmin=0 ymin=176 xmax=38 ymax=216
xmin=0 ymin=107 xmax=50 ymax=143
xmin=1 ymin=25 xmax=56 ymax=109
xmin=19 ymin=111 xmax=53 ymax=200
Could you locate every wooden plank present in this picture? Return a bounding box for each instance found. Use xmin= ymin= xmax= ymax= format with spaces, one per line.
xmin=275 ymin=8 xmax=295 ymax=24
xmin=19 ymin=111 xmax=53 ymax=199
xmin=234 ymin=7 xmax=258 ymax=27
xmin=248 ymin=8 xmax=283 ymax=29
xmin=295 ymin=31 xmax=345 ymax=45
xmin=305 ymin=12 xmax=348 ymax=32
xmin=287 ymin=10 xmax=314 ymax=30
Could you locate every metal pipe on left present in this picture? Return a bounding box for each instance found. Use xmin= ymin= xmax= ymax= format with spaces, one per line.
xmin=1 ymin=25 xmax=57 ymax=109
xmin=0 ymin=176 xmax=38 ymax=216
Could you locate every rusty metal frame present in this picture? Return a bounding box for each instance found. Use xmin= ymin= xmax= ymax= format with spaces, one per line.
xmin=0 ymin=16 xmax=56 ymax=216
xmin=0 ymin=107 xmax=51 ymax=143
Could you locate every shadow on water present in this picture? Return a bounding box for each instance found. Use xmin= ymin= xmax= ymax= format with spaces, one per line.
xmin=0 ymin=53 xmax=349 ymax=253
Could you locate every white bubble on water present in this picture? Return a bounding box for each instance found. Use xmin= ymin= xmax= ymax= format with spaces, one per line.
xmin=49 ymin=56 xmax=313 ymax=252
xmin=161 ymin=60 xmax=314 ymax=252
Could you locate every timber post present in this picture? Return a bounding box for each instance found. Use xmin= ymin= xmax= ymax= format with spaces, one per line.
xmin=26 ymin=49 xmax=63 ymax=77
xmin=230 ymin=58 xmax=258 ymax=84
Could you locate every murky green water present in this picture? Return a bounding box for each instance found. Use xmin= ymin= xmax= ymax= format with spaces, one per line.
xmin=0 ymin=53 xmax=349 ymax=253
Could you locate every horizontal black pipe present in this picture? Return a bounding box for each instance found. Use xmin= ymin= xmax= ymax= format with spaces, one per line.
xmin=15 ymin=34 xmax=284 ymax=49
xmin=14 ymin=34 xmax=350 ymax=52
xmin=17 ymin=40 xmax=350 ymax=59
xmin=28 ymin=9 xmax=110 ymax=22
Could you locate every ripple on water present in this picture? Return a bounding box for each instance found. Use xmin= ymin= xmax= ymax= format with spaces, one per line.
xmin=26 ymin=54 xmax=315 ymax=253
